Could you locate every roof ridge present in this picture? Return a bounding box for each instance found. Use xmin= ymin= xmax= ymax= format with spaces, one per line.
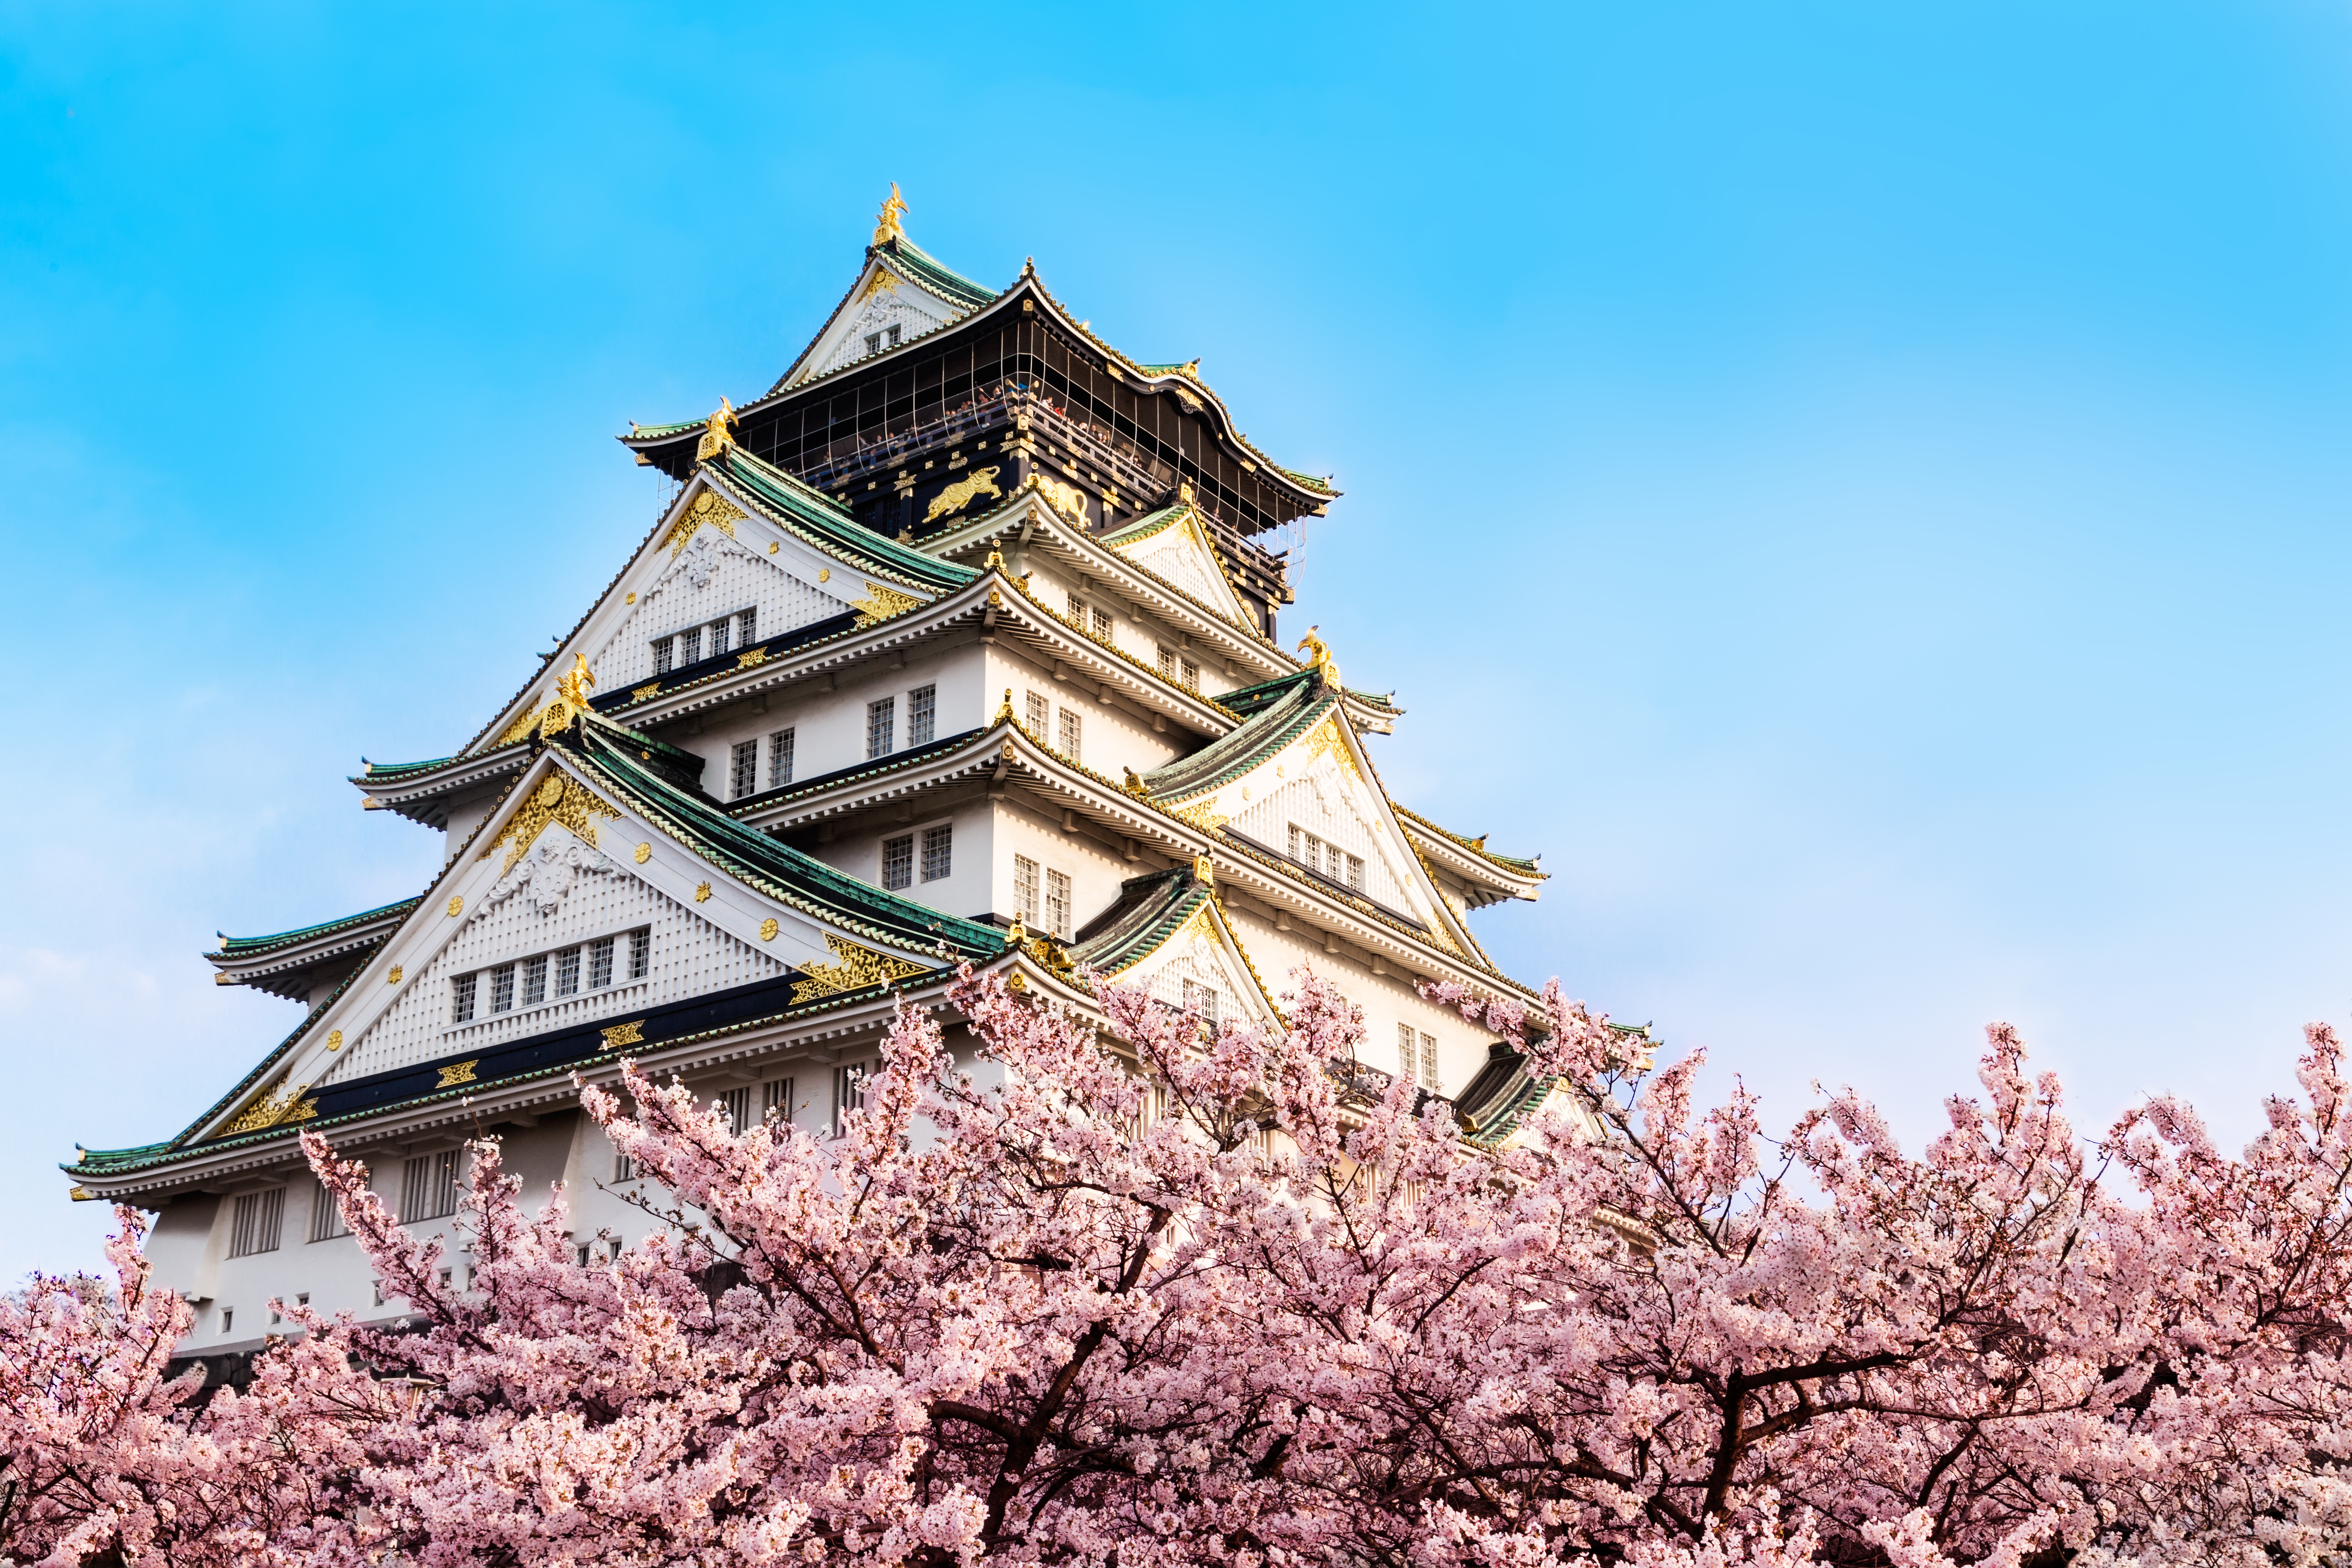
xmin=216 ymin=896 xmax=423 ymax=957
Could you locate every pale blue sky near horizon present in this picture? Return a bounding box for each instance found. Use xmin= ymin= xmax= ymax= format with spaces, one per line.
xmin=8 ymin=2 xmax=2352 ymax=1278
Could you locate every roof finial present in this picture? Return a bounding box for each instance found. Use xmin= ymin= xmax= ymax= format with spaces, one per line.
xmin=1193 ymin=855 xmax=1217 ymax=887
xmin=1296 ymin=625 xmax=1340 ymax=689
xmin=873 ymin=182 xmax=907 ymax=247
xmin=997 ymin=687 xmax=1015 ymax=726
xmin=984 ymin=539 xmax=1004 ymax=571
xmin=695 ymin=397 xmax=736 ymax=463
xmin=557 ymin=652 xmax=597 ymax=710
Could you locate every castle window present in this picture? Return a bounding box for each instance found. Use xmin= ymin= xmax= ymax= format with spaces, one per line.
xmin=521 ymin=954 xmax=548 ymax=1006
xmin=708 ymin=616 xmax=730 ymax=658
xmin=628 ymin=927 xmax=650 ymax=980
xmin=1024 ymin=690 xmax=1048 ymax=734
xmin=763 ymin=1076 xmax=795 ymax=1122
xmin=769 ymin=727 xmax=795 ymax=788
xmin=228 ymin=1188 xmax=284 ymax=1258
xmin=907 ymin=684 xmax=936 ymax=747
xmin=738 ymin=606 xmax=756 ymax=644
xmin=451 ymin=971 xmax=477 ymax=1023
xmin=1420 ymin=1032 xmax=1440 ymax=1090
xmin=1397 ymin=1022 xmax=1416 ymax=1082
xmin=308 ymin=1175 xmax=351 ymax=1243
xmin=490 ymin=963 xmax=515 ymax=1014
xmin=1091 ymin=606 xmax=1113 ymax=640
xmin=865 ymin=332 xmax=882 ymax=355
xmin=867 ymin=697 xmax=895 ymax=760
xmin=1057 ymin=707 xmax=1082 ymax=763
xmin=554 ymin=945 xmax=581 ymax=997
xmin=652 ymin=636 xmax=674 ymax=675
xmin=1182 ymin=980 xmax=1220 ymax=1028
xmin=1347 ymin=854 xmax=1365 ymax=891
xmin=1045 ymin=868 xmax=1072 ymax=940
xmin=400 ymin=1151 xmax=458 ymax=1224
xmin=679 ymin=626 xmax=702 ymax=665
xmin=882 ymin=834 xmax=914 ymax=891
xmin=588 ymin=936 xmax=615 ymax=989
xmin=832 ymin=1061 xmax=874 ymax=1133
xmin=220 ymin=1308 xmax=233 ymax=1334
xmin=612 ymin=1153 xmax=635 ymax=1183
xmin=887 ymin=324 xmax=902 ymax=347
xmin=731 ymin=739 xmax=759 ymax=799
xmin=719 ymin=1086 xmax=752 ymax=1135
xmin=1182 ymin=656 xmax=1200 ymax=690
xmin=1014 ymin=855 xmax=1039 ymax=925
xmin=921 ymin=823 xmax=952 ymax=882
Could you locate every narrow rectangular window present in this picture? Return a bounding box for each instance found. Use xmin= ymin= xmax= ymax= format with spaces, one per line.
xmin=1024 ymin=690 xmax=1049 ymax=734
xmin=451 ymin=971 xmax=477 ymax=1023
xmin=906 ymin=684 xmax=936 ymax=747
xmin=228 ymin=1188 xmax=284 ymax=1258
xmin=1398 ymin=1022 xmax=1417 ymax=1082
xmin=731 ymin=739 xmax=759 ymax=799
xmin=738 ymin=606 xmax=756 ymax=644
xmin=588 ymin=936 xmax=615 ymax=989
xmin=1090 ymin=606 xmax=1113 ymax=640
xmin=679 ymin=625 xmax=702 ymax=665
xmin=554 ymin=946 xmax=581 ymax=997
xmin=1420 ymin=1032 xmax=1440 ymax=1091
xmin=865 ymin=331 xmax=882 ymax=355
xmin=652 ymin=637 xmax=674 ymax=675
xmin=867 ymin=697 xmax=895 ymax=759
xmin=1347 ymin=853 xmax=1365 ymax=892
xmin=882 ymin=834 xmax=914 ymax=891
xmin=1014 ymin=855 xmax=1039 ymax=925
xmin=709 ymin=616 xmax=730 ymax=658
xmin=832 ymin=1061 xmax=873 ymax=1133
xmin=1057 ymin=707 xmax=1081 ymax=762
xmin=1045 ymin=868 xmax=1072 ymax=940
xmin=1068 ymin=592 xmax=1087 ymax=622
xmin=1289 ymin=824 xmax=1303 ymax=861
xmin=763 ymin=1077 xmax=795 ymax=1121
xmin=719 ymin=1086 xmax=752 ymax=1135
xmin=887 ymin=323 xmax=901 ymax=346
xmin=1183 ymin=979 xmax=1220 ymax=1027
xmin=613 ymin=1152 xmax=636 ymax=1183
xmin=769 ymin=727 xmax=795 ymax=788
xmin=1181 ymin=657 xmax=1199 ymax=691
xmin=490 ymin=964 xmax=515 ymax=1014
xmin=921 ymin=823 xmax=952 ymax=882
xmin=307 ymin=1176 xmax=350 ymax=1243
xmin=220 ymin=1308 xmax=233 ymax=1334
xmin=400 ymin=1151 xmax=458 ymax=1224
xmin=521 ymin=954 xmax=548 ymax=1006
xmin=1157 ymin=643 xmax=1175 ymax=678
xmin=628 ymin=927 xmax=650 ymax=980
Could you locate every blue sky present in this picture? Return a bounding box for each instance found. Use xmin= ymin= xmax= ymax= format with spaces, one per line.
xmin=8 ymin=2 xmax=2352 ymax=1277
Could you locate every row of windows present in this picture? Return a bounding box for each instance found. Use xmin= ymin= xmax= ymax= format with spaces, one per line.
xmin=1157 ymin=643 xmax=1201 ymax=691
xmin=1398 ymin=1023 xmax=1440 ymax=1091
xmin=227 ymin=1145 xmax=463 ymax=1266
xmin=865 ymin=683 xmax=937 ymax=760
xmin=1012 ymin=854 xmax=1073 ymax=939
xmin=860 ymin=323 xmax=904 ymax=356
xmin=612 ymin=1069 xmax=868 ymax=1183
xmin=652 ymin=608 xmax=757 ymax=674
xmin=1289 ymin=825 xmax=1366 ymax=892
xmin=1020 ymin=689 xmax=1084 ymax=763
xmin=451 ymin=928 xmax=650 ymax=1023
xmin=728 ymin=727 xmax=799 ymax=801
xmin=882 ymin=824 xmax=953 ymax=890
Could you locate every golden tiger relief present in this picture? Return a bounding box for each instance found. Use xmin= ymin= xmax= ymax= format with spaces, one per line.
xmin=924 ymin=465 xmax=1003 ymax=524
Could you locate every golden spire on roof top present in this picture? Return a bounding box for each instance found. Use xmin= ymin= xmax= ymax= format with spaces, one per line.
xmin=873 ymin=182 xmax=907 ymax=246
xmin=696 ymin=397 xmax=736 ymax=462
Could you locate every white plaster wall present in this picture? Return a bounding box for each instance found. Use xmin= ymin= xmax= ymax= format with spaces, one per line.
xmin=805 ymin=795 xmax=995 ymax=924
xmin=988 ymin=794 xmax=1145 ymax=940
xmin=674 ymin=640 xmax=987 ymax=801
xmin=983 ymin=643 xmax=1185 ymax=791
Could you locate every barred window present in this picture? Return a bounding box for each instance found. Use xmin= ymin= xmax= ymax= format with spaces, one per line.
xmin=921 ymin=823 xmax=952 ymax=882
xmin=832 ymin=1061 xmax=875 ymax=1133
xmin=679 ymin=625 xmax=702 ymax=664
xmin=708 ymin=616 xmax=730 ymax=658
xmin=882 ymin=834 xmax=914 ymax=891
xmin=1158 ymin=643 xmax=1176 ymax=678
xmin=228 ymin=1188 xmax=284 ymax=1258
xmin=1045 ymin=868 xmax=1072 ymax=940
xmin=763 ymin=1077 xmax=795 ymax=1121
xmin=1057 ymin=707 xmax=1081 ymax=762
xmin=769 ymin=727 xmax=795 ymax=788
xmin=521 ymin=953 xmax=548 ymax=1006
xmin=1182 ymin=656 xmax=1199 ymax=690
xmin=1420 ymin=1032 xmax=1440 ymax=1091
xmin=907 ymin=684 xmax=936 ymax=747
xmin=1091 ymin=606 xmax=1113 ymax=640
xmin=307 ymin=1175 xmax=350 ymax=1243
xmin=490 ymin=963 xmax=516 ymax=1014
xmin=1397 ymin=1022 xmax=1417 ymax=1081
xmin=613 ymin=1152 xmax=636 ymax=1183
xmin=867 ymin=697 xmax=895 ymax=759
xmin=554 ymin=945 xmax=581 ymax=997
xmin=1024 ymin=690 xmax=1049 ymax=734
xmin=628 ymin=927 xmax=650 ymax=980
xmin=886 ymin=324 xmax=901 ymax=346
xmin=719 ymin=1086 xmax=752 ymax=1135
xmin=652 ymin=636 xmax=674 ymax=675
xmin=451 ymin=971 xmax=477 ymax=1023
xmin=1068 ymin=591 xmax=1087 ymax=622
xmin=1347 ymin=853 xmax=1365 ymax=891
xmin=738 ymin=606 xmax=757 ymax=644
xmin=1014 ymin=855 xmax=1040 ymax=925
xmin=588 ymin=936 xmax=615 ymax=989
xmin=865 ymin=331 xmax=882 ymax=355
xmin=400 ymin=1151 xmax=458 ymax=1224
xmin=731 ymin=739 xmax=759 ymax=799
xmin=1182 ymin=979 xmax=1220 ymax=1027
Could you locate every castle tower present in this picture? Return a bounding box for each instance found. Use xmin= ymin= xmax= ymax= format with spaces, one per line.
xmin=65 ymin=192 xmax=1549 ymax=1360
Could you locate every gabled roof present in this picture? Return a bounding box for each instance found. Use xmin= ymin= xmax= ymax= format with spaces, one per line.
xmin=208 ymin=896 xmax=422 ymax=1001
xmin=706 ymin=445 xmax=976 ymax=597
xmin=1140 ymin=670 xmax=1327 ymax=804
xmin=215 ymin=897 xmax=421 ymax=960
xmin=1069 ymin=862 xmax=1282 ymax=1023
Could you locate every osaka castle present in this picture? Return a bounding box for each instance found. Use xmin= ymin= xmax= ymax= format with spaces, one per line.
xmin=67 ymin=190 xmax=1553 ymax=1360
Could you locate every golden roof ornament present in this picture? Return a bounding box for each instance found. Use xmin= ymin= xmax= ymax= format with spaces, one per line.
xmin=1295 ymin=625 xmax=1340 ymax=689
xmin=1193 ymin=855 xmax=1217 ymax=887
xmin=695 ymin=398 xmax=737 ymax=463
xmin=873 ymin=182 xmax=907 ymax=247
xmin=557 ymin=653 xmax=596 ymax=710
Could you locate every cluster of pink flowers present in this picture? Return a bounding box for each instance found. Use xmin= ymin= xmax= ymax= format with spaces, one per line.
xmin=12 ymin=965 xmax=2352 ymax=1566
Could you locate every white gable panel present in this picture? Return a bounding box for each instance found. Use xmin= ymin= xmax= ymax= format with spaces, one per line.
xmin=324 ymin=827 xmax=787 ymax=1084
xmin=1119 ymin=912 xmax=1278 ymax=1031
xmin=1228 ymin=764 xmax=1432 ymax=926
xmin=1123 ymin=527 xmax=1245 ymax=623
xmin=589 ymin=531 xmax=850 ymax=689
xmin=803 ymin=269 xmax=964 ymax=382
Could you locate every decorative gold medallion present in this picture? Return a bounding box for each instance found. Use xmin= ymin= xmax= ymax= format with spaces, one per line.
xmin=326 ymin=1029 xmax=343 ymax=1051
xmin=602 ymin=1020 xmax=644 ymax=1048
xmin=625 ymin=591 xmax=637 ymax=604
xmin=767 ymin=541 xmax=779 ymax=554
xmin=446 ymin=896 xmax=463 ymax=918
xmin=736 ymin=648 xmax=768 ymax=669
xmin=224 ymin=1078 xmax=318 ymax=1136
xmin=435 ymin=1059 xmax=480 ymax=1088
xmin=632 ymin=682 xmax=661 ymax=702
xmin=759 ymin=918 xmax=779 ymax=942
xmin=694 ymin=881 xmax=712 ymax=903
xmin=818 ymin=567 xmax=830 ymax=582
xmin=666 ymin=486 xmax=747 ymax=555
xmin=387 ymin=966 xmax=403 ymax=986
xmin=634 ymin=842 xmax=651 ymax=864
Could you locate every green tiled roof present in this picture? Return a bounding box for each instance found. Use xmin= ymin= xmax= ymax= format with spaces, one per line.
xmin=1099 ymin=500 xmax=1195 ymax=549
xmin=1277 ymin=466 xmax=1339 ymax=496
xmin=630 ymin=417 xmax=704 ymax=439
xmin=216 ymin=897 xmax=423 ymax=958
xmin=1142 ymin=673 xmax=1330 ymax=803
xmin=359 ymin=755 xmax=460 ymax=779
xmin=880 ymin=236 xmax=998 ymax=311
xmin=1070 ymin=865 xmax=1212 ymax=975
xmin=711 ymin=447 xmax=977 ymax=597
xmin=1392 ymin=804 xmax=1543 ymax=876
